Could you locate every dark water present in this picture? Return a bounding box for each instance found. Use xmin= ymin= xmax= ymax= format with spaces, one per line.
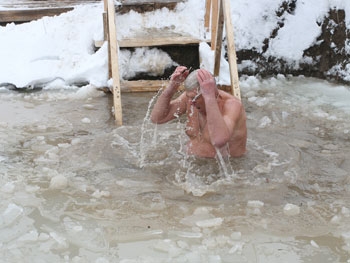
xmin=0 ymin=77 xmax=349 ymax=262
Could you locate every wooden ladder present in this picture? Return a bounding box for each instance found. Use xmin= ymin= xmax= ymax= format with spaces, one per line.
xmin=101 ymin=0 xmax=240 ymax=125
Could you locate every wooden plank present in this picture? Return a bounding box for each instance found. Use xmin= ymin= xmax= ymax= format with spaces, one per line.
xmin=121 ymin=80 xmax=172 ymax=92
xmin=103 ymin=11 xmax=108 ymax=41
xmin=0 ymin=0 xmax=100 ymax=23
xmin=0 ymin=8 xmax=74 ymax=23
xmin=0 ymin=0 xmax=99 ymax=8
xmin=119 ymin=0 xmax=183 ymax=4
xmin=120 ymin=80 xmax=231 ymax=93
xmin=95 ymin=36 xmax=207 ymax=49
xmin=116 ymin=0 xmax=183 ymax=14
xmin=107 ymin=0 xmax=123 ymax=125
xmin=222 ymin=0 xmax=241 ymax=100
xmin=118 ymin=36 xmax=205 ymax=48
xmin=204 ymin=0 xmax=211 ymax=30
xmin=210 ymin=0 xmax=219 ymax=50
xmin=110 ymin=76 xmax=238 ymax=94
xmin=213 ymin=0 xmax=224 ymax=76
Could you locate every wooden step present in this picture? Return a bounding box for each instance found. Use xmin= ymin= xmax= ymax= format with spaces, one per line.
xmin=95 ymin=35 xmax=206 ymax=49
xmin=96 ymin=26 xmax=208 ymax=48
xmin=121 ymin=80 xmax=171 ymax=92
xmin=120 ymin=80 xmax=231 ymax=93
xmin=0 ymin=0 xmax=100 ymax=23
xmin=116 ymin=0 xmax=184 ymax=14
xmin=119 ymin=35 xmax=206 ymax=48
xmin=0 ymin=8 xmax=75 ymax=23
xmin=0 ymin=0 xmax=100 ymax=8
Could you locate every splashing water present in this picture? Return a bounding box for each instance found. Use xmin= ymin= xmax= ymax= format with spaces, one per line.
xmin=139 ymin=87 xmax=163 ymax=168
xmin=138 ymin=86 xmax=236 ymax=193
xmin=215 ymin=145 xmax=235 ymax=178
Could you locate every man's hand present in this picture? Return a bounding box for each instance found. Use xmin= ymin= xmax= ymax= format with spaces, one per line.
xmin=197 ymin=69 xmax=216 ymax=99
xmin=169 ymin=66 xmax=189 ymax=91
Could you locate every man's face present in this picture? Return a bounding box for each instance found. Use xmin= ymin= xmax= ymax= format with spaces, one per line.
xmin=186 ymin=89 xmax=204 ymax=109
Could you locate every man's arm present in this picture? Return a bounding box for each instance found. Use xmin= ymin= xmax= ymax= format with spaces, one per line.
xmin=205 ymin=97 xmax=240 ymax=148
xmin=197 ymin=69 xmax=238 ymax=148
xmin=150 ymin=66 xmax=189 ymax=124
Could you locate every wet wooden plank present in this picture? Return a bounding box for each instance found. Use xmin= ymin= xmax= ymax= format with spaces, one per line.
xmin=107 ymin=0 xmax=123 ymax=125
xmin=223 ymin=0 xmax=240 ymax=99
xmin=119 ymin=36 xmax=205 ymax=48
xmin=121 ymin=80 xmax=171 ymax=92
xmin=0 ymin=0 xmax=100 ymax=9
xmin=0 ymin=8 xmax=74 ymax=23
xmin=0 ymin=0 xmax=100 ymax=23
xmin=116 ymin=0 xmax=184 ymax=14
xmin=120 ymin=80 xmax=231 ymax=93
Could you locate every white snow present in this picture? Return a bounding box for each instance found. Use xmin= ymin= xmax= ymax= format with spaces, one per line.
xmin=0 ymin=0 xmax=349 ymax=88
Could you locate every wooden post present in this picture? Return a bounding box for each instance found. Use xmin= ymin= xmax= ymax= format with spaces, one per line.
xmin=103 ymin=0 xmax=107 ymax=11
xmin=210 ymin=0 xmax=219 ymax=50
xmin=103 ymin=12 xmax=108 ymax=42
xmin=222 ymin=0 xmax=241 ymax=100
xmin=213 ymin=0 xmax=224 ymax=77
xmin=107 ymin=0 xmax=123 ymax=125
xmin=102 ymin=0 xmax=110 ymax=77
xmin=204 ymin=0 xmax=211 ymax=31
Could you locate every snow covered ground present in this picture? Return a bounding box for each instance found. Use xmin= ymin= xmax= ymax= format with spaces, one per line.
xmin=1 ymin=0 xmax=350 ymax=89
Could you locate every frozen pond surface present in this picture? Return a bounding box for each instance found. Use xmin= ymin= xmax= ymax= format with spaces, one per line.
xmin=0 ymin=76 xmax=350 ymax=262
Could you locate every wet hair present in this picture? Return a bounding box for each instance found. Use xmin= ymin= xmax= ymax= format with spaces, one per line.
xmin=184 ymin=69 xmax=199 ymax=92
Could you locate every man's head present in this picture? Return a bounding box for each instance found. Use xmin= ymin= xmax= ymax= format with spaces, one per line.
xmin=184 ymin=69 xmax=200 ymax=93
xmin=184 ymin=69 xmax=203 ymax=106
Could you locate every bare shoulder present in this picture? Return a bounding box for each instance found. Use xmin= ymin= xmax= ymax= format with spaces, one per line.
xmin=172 ymin=91 xmax=188 ymax=105
xmin=220 ymin=91 xmax=243 ymax=111
xmin=170 ymin=91 xmax=188 ymax=113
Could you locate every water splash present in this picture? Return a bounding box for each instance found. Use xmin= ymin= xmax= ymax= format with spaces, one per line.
xmin=215 ymin=145 xmax=235 ymax=178
xmin=139 ymin=88 xmax=163 ymax=168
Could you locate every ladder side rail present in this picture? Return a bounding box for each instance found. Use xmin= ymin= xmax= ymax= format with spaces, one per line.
xmin=213 ymin=0 xmax=224 ymax=77
xmin=204 ymin=0 xmax=211 ymax=31
xmin=210 ymin=0 xmax=219 ymax=51
xmin=222 ymin=0 xmax=241 ymax=100
xmin=107 ymin=0 xmax=123 ymax=125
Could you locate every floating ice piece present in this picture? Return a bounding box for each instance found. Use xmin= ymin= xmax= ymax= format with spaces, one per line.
xmin=258 ymin=116 xmax=272 ymax=128
xmin=310 ymin=240 xmax=319 ymax=248
xmin=58 ymin=143 xmax=71 ymax=148
xmin=92 ymin=190 xmax=110 ymax=198
xmin=169 ymin=230 xmax=203 ymax=239
xmin=330 ymin=215 xmax=341 ymax=224
xmin=38 ymin=233 xmax=50 ymax=241
xmin=50 ymin=232 xmax=68 ymax=249
xmin=2 ymin=203 xmax=23 ymax=225
xmin=25 ymin=185 xmax=40 ymax=193
xmin=193 ymin=207 xmax=212 ymax=215
xmin=231 ymin=232 xmax=242 ymax=240
xmin=18 ymin=230 xmax=39 ymax=242
xmin=49 ymin=175 xmax=68 ymax=189
xmin=81 ymin=117 xmax=91 ymax=124
xmin=341 ymin=231 xmax=350 ymax=241
xmin=247 ymin=200 xmax=264 ymax=208
xmin=82 ymin=104 xmax=95 ymax=110
xmin=229 ymin=242 xmax=244 ymax=254
xmin=71 ymin=138 xmax=81 ymax=145
xmin=2 ymin=182 xmax=15 ymax=193
xmin=195 ymin=217 xmax=223 ymax=228
xmin=283 ymin=203 xmax=300 ymax=216
xmin=153 ymin=239 xmax=176 ymax=253
xmin=342 ymin=207 xmax=350 ymax=217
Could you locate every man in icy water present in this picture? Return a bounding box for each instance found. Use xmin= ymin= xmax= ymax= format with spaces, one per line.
xmin=150 ymin=66 xmax=247 ymax=158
